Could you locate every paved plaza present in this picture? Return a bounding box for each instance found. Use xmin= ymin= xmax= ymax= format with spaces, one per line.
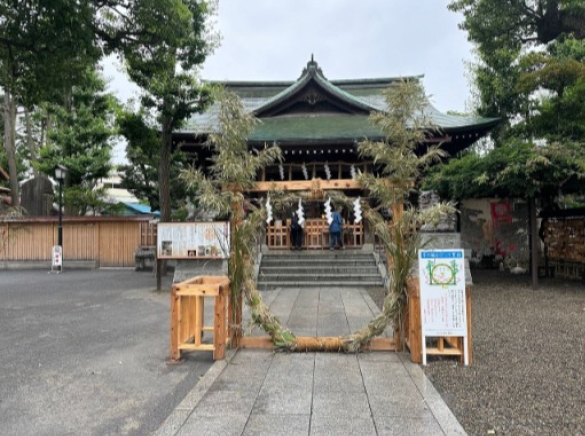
xmin=0 ymin=270 xmax=466 ymax=436
xmin=155 ymin=287 xmax=467 ymax=436
xmin=0 ymin=269 xmax=212 ymax=436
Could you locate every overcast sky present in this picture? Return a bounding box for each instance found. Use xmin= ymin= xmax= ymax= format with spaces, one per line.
xmin=105 ymin=1 xmax=477 ymax=162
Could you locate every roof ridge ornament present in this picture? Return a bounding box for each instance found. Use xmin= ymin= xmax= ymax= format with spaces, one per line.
xmin=300 ymin=53 xmax=325 ymax=79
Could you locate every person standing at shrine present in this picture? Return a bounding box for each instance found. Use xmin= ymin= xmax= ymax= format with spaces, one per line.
xmin=329 ymin=208 xmax=344 ymax=250
xmin=290 ymin=211 xmax=303 ymax=250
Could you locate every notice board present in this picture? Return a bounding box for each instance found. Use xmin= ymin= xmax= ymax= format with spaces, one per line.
xmin=418 ymin=249 xmax=468 ymax=365
xmin=157 ymin=222 xmax=230 ymax=259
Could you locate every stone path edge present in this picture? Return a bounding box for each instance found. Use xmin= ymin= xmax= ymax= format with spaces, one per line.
xmin=399 ymin=354 xmax=468 ymax=436
xmin=153 ymin=348 xmax=238 ymax=436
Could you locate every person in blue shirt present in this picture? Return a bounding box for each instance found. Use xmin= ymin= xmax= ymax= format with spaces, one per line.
xmin=329 ymin=208 xmax=344 ymax=250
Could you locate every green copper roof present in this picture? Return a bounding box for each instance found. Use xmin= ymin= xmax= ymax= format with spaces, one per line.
xmin=249 ymin=114 xmax=382 ymax=143
xmin=181 ymin=57 xmax=499 ymax=139
xmin=253 ymin=57 xmax=375 ymax=116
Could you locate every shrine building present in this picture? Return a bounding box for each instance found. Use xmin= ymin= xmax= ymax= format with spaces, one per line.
xmin=175 ymin=57 xmax=498 ymax=250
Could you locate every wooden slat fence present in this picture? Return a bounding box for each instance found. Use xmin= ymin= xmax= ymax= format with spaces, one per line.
xmin=266 ymin=219 xmax=364 ymax=249
xmin=0 ymin=216 xmax=157 ymax=268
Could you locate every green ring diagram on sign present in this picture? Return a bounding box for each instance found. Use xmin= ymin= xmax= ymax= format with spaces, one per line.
xmin=430 ymin=263 xmax=456 ymax=285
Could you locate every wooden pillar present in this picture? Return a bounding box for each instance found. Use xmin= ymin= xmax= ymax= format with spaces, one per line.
xmin=406 ymin=276 xmax=422 ymax=363
xmin=213 ymin=282 xmax=228 ymax=360
xmin=170 ymin=285 xmax=181 ymax=361
xmin=529 ymin=196 xmax=539 ymax=290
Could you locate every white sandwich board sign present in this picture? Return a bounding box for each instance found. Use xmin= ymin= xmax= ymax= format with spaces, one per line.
xmin=418 ymin=249 xmax=468 ymax=366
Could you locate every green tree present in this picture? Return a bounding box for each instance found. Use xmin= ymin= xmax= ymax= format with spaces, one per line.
xmin=450 ymin=1 xmax=585 ymax=143
xmin=0 ymin=0 xmax=104 ymax=207
xmin=117 ymin=109 xmax=192 ymax=213
xmin=518 ymin=38 xmax=585 ymax=141
xmin=438 ymin=1 xmax=585 ymax=200
xmin=36 ymin=68 xmax=117 ymax=215
xmin=121 ymin=0 xmax=216 ymax=221
xmin=449 ymin=0 xmax=585 ymax=48
xmin=0 ymin=0 xmax=206 ymax=209
xmin=425 ymin=140 xmax=585 ymax=200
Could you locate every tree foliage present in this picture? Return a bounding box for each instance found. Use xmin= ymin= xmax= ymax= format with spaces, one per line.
xmin=429 ymin=1 xmax=585 ymax=202
xmin=35 ymin=68 xmax=117 ymax=215
xmin=0 ymin=0 xmax=215 ymax=213
xmin=117 ymin=109 xmax=192 ymax=213
xmin=0 ymin=1 xmax=107 ymax=206
xmin=121 ymin=0 xmax=217 ymax=221
xmin=425 ymin=140 xmax=585 ymax=200
xmin=449 ymin=0 xmax=585 ymax=49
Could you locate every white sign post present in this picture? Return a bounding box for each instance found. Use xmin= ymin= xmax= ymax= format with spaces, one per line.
xmin=418 ymin=249 xmax=468 ymax=366
xmin=51 ymin=245 xmax=63 ymax=273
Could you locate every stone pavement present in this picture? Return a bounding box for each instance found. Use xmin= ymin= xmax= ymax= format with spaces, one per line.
xmin=154 ymin=287 xmax=468 ymax=436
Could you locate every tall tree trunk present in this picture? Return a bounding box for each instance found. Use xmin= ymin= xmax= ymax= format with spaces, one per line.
xmin=24 ymin=107 xmax=38 ymax=177
xmin=159 ymin=118 xmax=173 ymax=222
xmin=3 ymin=91 xmax=19 ymax=208
xmin=156 ymin=116 xmax=173 ymax=290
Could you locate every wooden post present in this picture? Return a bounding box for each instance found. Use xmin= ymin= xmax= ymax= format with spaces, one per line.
xmin=213 ymin=281 xmax=228 ymax=360
xmin=170 ymin=285 xmax=181 ymax=361
xmin=194 ymin=296 xmax=204 ymax=346
xmin=406 ymin=276 xmax=422 ymax=364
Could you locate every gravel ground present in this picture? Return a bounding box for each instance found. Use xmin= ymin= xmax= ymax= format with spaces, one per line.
xmin=368 ymin=269 xmax=585 ymax=436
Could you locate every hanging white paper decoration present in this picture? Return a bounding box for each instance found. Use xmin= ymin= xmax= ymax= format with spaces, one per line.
xmin=266 ymin=196 xmax=273 ymax=224
xmin=279 ymin=165 xmax=285 ymax=180
xmin=350 ymin=165 xmax=357 ymax=180
xmin=324 ymin=197 xmax=333 ymax=225
xmin=324 ymin=163 xmax=331 ymax=180
xmin=353 ymin=196 xmax=362 ymax=224
xmin=297 ymin=198 xmax=305 ymax=226
xmin=302 ymin=163 xmax=308 ymax=180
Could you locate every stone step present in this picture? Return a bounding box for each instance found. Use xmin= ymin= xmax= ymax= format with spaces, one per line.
xmin=258 ymin=280 xmax=383 ymax=289
xmin=258 ymin=273 xmax=383 ymax=282
xmin=260 ymin=266 xmax=380 ymax=274
xmin=261 ymin=259 xmax=376 ymax=267
xmin=264 ymin=250 xmax=373 ymax=259
xmin=258 ymin=252 xmax=383 ymax=289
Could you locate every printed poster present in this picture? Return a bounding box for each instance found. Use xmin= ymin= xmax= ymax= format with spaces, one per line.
xmin=418 ymin=249 xmax=468 ymax=365
xmin=157 ymin=222 xmax=230 ymax=259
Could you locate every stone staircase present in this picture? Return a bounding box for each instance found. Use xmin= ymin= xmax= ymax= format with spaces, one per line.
xmin=257 ymin=250 xmax=384 ymax=289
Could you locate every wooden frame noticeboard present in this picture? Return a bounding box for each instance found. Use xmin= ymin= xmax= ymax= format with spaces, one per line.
xmin=418 ymin=249 xmax=469 ymax=366
xmin=157 ymin=222 xmax=230 ymax=260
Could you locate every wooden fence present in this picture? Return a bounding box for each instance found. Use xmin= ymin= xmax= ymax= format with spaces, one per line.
xmin=266 ymin=219 xmax=364 ymax=249
xmin=0 ymin=216 xmax=157 ymax=268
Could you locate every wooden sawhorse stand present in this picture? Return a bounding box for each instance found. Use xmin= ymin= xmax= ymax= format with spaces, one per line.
xmin=170 ymin=276 xmax=233 ymax=362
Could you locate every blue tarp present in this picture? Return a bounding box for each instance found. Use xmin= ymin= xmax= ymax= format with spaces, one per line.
xmin=124 ymin=202 xmax=160 ymax=216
